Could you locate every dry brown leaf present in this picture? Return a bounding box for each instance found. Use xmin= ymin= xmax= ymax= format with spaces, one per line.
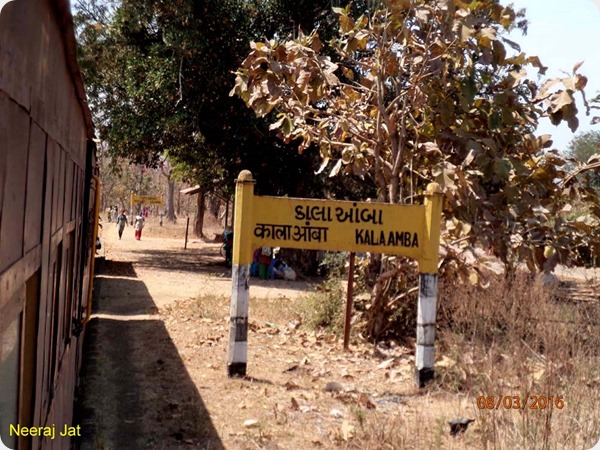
xmin=335 ymin=392 xmax=356 ymax=405
xmin=290 ymin=397 xmax=300 ymax=411
xmin=284 ymin=380 xmax=301 ymax=390
xmin=358 ymin=393 xmax=376 ymax=410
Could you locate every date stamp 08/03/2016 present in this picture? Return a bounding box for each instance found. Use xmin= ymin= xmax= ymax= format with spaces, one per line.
xmin=477 ymin=395 xmax=565 ymax=411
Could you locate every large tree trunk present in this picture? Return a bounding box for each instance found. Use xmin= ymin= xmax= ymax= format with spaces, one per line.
xmin=166 ymin=178 xmax=176 ymax=221
xmin=194 ymin=189 xmax=206 ymax=238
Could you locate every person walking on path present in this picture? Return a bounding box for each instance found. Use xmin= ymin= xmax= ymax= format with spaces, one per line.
xmin=134 ymin=213 xmax=145 ymax=240
xmin=116 ymin=210 xmax=128 ymax=240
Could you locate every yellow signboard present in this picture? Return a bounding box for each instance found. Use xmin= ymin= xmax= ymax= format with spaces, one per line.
xmin=130 ymin=194 xmax=163 ymax=205
xmin=227 ymin=170 xmax=443 ymax=384
xmin=251 ymin=196 xmax=424 ymax=259
xmin=232 ymin=170 xmax=442 ymax=273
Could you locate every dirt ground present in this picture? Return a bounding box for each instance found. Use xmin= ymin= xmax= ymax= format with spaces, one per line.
xmin=75 ymin=219 xmax=496 ymax=449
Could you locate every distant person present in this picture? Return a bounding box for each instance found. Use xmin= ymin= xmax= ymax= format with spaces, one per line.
xmin=107 ymin=208 xmax=113 ymax=222
xmin=116 ymin=210 xmax=128 ymax=240
xmin=134 ymin=213 xmax=145 ymax=240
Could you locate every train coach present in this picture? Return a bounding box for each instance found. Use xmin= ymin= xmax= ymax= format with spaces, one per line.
xmin=0 ymin=0 xmax=98 ymax=449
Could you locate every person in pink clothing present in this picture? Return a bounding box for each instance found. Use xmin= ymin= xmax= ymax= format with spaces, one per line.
xmin=134 ymin=214 xmax=145 ymax=240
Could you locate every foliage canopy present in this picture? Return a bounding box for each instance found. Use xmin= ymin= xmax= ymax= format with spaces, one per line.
xmin=231 ymin=0 xmax=600 ymax=336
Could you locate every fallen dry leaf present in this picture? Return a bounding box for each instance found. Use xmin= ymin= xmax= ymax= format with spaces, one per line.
xmin=358 ymin=393 xmax=376 ymax=410
xmin=335 ymin=392 xmax=356 ymax=405
xmin=284 ymin=380 xmax=301 ymax=390
xmin=290 ymin=397 xmax=299 ymax=411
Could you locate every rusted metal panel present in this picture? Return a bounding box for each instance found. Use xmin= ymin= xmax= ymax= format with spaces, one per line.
xmin=0 ymin=244 xmax=41 ymax=312
xmin=34 ymin=141 xmax=55 ymax=428
xmin=56 ymin=148 xmax=66 ymax=233
xmin=24 ymin=123 xmax=47 ymax=254
xmin=0 ymin=0 xmax=33 ymax=110
xmin=28 ymin=0 xmax=51 ymax=138
xmin=1 ymin=2 xmax=96 ymax=447
xmin=70 ymin=168 xmax=77 ymax=222
xmin=55 ymin=62 xmax=71 ymax=151
xmin=51 ymin=344 xmax=77 ymax=450
xmin=50 ymin=140 xmax=60 ymax=234
xmin=69 ymin=98 xmax=86 ymax=166
xmin=63 ymin=159 xmax=74 ymax=225
xmin=0 ymin=285 xmax=25 ymax=332
xmin=0 ymin=95 xmax=29 ymax=273
xmin=0 ymin=93 xmax=8 ymax=241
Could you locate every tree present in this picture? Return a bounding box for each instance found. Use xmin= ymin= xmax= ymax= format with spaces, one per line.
xmin=74 ymin=0 xmax=364 ymax=202
xmin=565 ymin=130 xmax=600 ymax=190
xmin=232 ymin=0 xmax=600 ymax=338
xmin=158 ymin=158 xmax=177 ymax=222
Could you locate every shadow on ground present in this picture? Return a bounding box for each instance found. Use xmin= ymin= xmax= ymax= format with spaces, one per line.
xmin=128 ymin=247 xmax=228 ymax=275
xmin=75 ymin=261 xmax=224 ymax=450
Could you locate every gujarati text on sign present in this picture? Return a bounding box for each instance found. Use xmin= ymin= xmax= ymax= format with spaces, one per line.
xmin=250 ymin=196 xmax=425 ymax=259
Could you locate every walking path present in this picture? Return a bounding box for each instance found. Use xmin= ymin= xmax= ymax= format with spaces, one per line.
xmin=77 ymin=223 xmax=309 ymax=449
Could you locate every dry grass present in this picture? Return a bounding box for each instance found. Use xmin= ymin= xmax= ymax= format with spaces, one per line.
xmin=165 ymin=292 xmax=305 ymax=325
xmin=345 ymin=272 xmax=600 ymax=449
xmin=163 ymin=264 xmax=600 ymax=448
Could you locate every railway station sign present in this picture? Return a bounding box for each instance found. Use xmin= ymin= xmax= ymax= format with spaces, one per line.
xmin=130 ymin=194 xmax=163 ymax=205
xmin=251 ymin=196 xmax=425 ymax=260
xmin=227 ymin=170 xmax=443 ymax=388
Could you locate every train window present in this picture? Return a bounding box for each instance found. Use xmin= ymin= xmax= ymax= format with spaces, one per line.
xmin=0 ymin=313 xmax=22 ymax=450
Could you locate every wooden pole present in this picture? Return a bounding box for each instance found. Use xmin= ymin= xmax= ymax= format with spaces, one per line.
xmin=343 ymin=252 xmax=356 ymax=351
xmin=184 ymin=216 xmax=190 ymax=249
xmin=227 ymin=171 xmax=255 ymax=377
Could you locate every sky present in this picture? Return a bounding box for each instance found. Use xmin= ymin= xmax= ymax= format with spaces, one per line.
xmin=509 ymin=0 xmax=600 ymax=152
